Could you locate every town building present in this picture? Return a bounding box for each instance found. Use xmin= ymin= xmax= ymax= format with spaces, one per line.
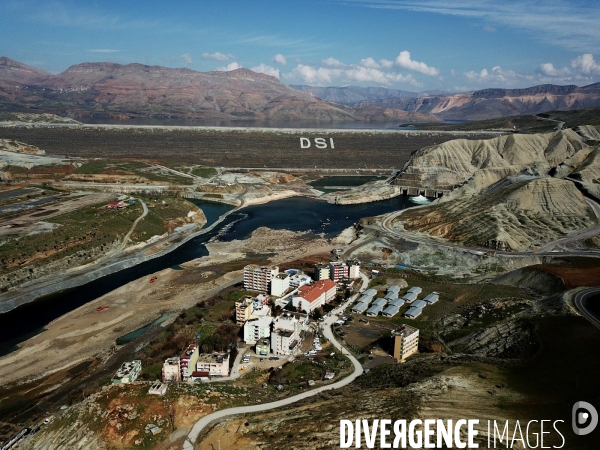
xmin=407 ymin=286 xmax=423 ymax=295
xmin=372 ymin=298 xmax=388 ymax=308
xmin=235 ymin=297 xmax=254 ymax=326
xmin=180 ymin=344 xmax=199 ymax=381
xmin=253 ymin=294 xmax=270 ymax=309
xmin=352 ymin=301 xmax=369 ymax=314
xmin=366 ymin=304 xmax=384 ymax=317
xmin=243 ymin=316 xmax=274 ymax=344
xmin=196 ymin=352 xmax=230 ymax=377
xmin=392 ymin=325 xmax=419 ymax=361
xmin=388 ymin=285 xmax=402 ymax=294
xmin=111 ymin=360 xmax=142 ymax=384
xmin=256 ymin=339 xmax=270 ymax=356
xmin=347 ymin=259 xmax=361 ymax=279
xmin=411 ymin=300 xmax=427 ymax=310
xmin=382 ymin=304 xmax=400 ymax=317
xmin=271 ymin=272 xmax=290 ymax=296
xmin=292 ymin=279 xmax=336 ymax=313
xmin=243 ymin=265 xmax=279 ymax=292
xmin=329 ymin=261 xmax=349 ymax=282
xmin=162 ymin=357 xmax=181 ymax=382
xmin=314 ymin=263 xmax=330 ymax=281
xmin=271 ymin=314 xmax=304 ymax=355
xmin=363 ymin=289 xmax=378 ymax=299
xmin=404 ymin=306 xmax=422 ymax=319
xmin=402 ymin=292 xmax=419 ymax=303
xmin=423 ymin=293 xmax=439 ymax=304
xmin=288 ymin=272 xmax=312 ymax=288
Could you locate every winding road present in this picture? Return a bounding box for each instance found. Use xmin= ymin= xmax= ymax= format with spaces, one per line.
xmin=182 ymin=273 xmax=369 ymax=449
xmin=574 ymin=287 xmax=600 ymax=329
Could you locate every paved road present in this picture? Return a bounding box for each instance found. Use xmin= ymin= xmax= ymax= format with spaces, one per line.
xmin=574 ymin=287 xmax=600 ymax=328
xmin=182 ymin=273 xmax=369 ymax=449
xmin=379 ymin=196 xmax=600 ymax=259
xmin=101 ymin=198 xmax=149 ymax=259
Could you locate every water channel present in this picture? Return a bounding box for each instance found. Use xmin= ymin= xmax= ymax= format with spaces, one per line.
xmin=0 ymin=195 xmax=413 ymax=356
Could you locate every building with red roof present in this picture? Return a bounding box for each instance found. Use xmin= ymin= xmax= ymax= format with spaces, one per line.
xmin=292 ymin=279 xmax=336 ymax=313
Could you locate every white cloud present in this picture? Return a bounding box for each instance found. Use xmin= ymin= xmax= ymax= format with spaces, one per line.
xmin=322 ymin=57 xmax=345 ymax=67
xmin=379 ymin=59 xmax=394 ymax=69
xmin=283 ymin=63 xmax=421 ymax=87
xmin=464 ymin=66 xmax=533 ymax=84
xmin=538 ymin=63 xmax=570 ymax=78
xmin=359 ymin=57 xmax=380 ymax=69
xmin=88 ymin=49 xmax=120 ymax=53
xmin=484 ymin=25 xmax=497 ymax=32
xmin=250 ymin=64 xmax=280 ymax=78
xmin=340 ymin=1 xmax=600 ymax=53
xmin=571 ymin=54 xmax=600 ymax=76
xmin=180 ymin=53 xmax=193 ymax=65
xmin=272 ymin=54 xmax=287 ymax=65
xmin=217 ymin=62 xmax=242 ymax=71
xmin=202 ymin=52 xmax=235 ymax=62
xmin=395 ymin=50 xmax=439 ymax=76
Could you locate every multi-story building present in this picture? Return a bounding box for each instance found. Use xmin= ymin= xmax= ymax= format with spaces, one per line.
xmin=314 ymin=263 xmax=330 ymax=281
xmin=244 ymin=265 xmax=279 ymax=292
xmin=235 ymin=297 xmax=254 ymax=326
xmin=292 ymin=279 xmax=337 ymax=313
xmin=180 ymin=344 xmax=199 ymax=380
xmin=271 ymin=272 xmax=290 ymax=297
xmin=271 ymin=314 xmax=304 ymax=355
xmin=329 ymin=261 xmax=349 ymax=282
xmin=111 ymin=360 xmax=142 ymax=384
xmin=162 ymin=357 xmax=181 ymax=382
xmin=289 ymin=272 xmax=312 ymax=288
xmin=196 ymin=352 xmax=230 ymax=377
xmin=243 ymin=316 xmax=274 ymax=344
xmin=392 ymin=325 xmax=419 ymax=361
xmin=347 ymin=259 xmax=361 ymax=279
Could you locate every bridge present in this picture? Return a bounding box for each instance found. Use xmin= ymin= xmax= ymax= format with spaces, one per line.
xmin=394 ymin=186 xmax=451 ymax=198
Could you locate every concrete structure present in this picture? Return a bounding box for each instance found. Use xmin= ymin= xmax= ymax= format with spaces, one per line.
xmin=423 ymin=293 xmax=439 ymax=304
xmin=196 ymin=352 xmax=230 ymax=377
xmin=289 ymin=272 xmax=312 ymax=288
xmin=111 ymin=360 xmax=142 ymax=384
xmin=271 ymin=272 xmax=290 ymax=297
xmin=253 ymin=294 xmax=270 ymax=309
xmin=404 ymin=306 xmax=422 ymax=319
xmin=292 ymin=279 xmax=336 ymax=313
xmin=180 ymin=344 xmax=199 ymax=380
xmin=162 ymin=357 xmax=181 ymax=383
xmin=347 ymin=260 xmax=361 ymax=279
xmin=271 ymin=314 xmax=303 ymax=355
xmin=256 ymin=339 xmax=270 ymax=356
xmin=149 ymin=382 xmax=168 ymax=395
xmin=329 ymin=261 xmax=349 ymax=282
xmin=235 ymin=297 xmax=254 ymax=326
xmin=392 ymin=325 xmax=419 ymax=361
xmin=243 ymin=316 xmax=273 ymax=344
xmin=314 ymin=263 xmax=330 ymax=281
xmin=244 ymin=265 xmax=279 ymax=293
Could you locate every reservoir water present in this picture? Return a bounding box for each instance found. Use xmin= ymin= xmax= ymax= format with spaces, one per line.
xmin=0 ymin=195 xmax=412 ymax=356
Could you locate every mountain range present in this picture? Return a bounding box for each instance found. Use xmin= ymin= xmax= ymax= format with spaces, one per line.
xmin=0 ymin=57 xmax=436 ymax=123
xmin=2 ymin=56 xmax=600 ymax=122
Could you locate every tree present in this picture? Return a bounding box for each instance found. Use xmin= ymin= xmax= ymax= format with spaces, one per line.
xmin=311 ymin=308 xmax=323 ymax=320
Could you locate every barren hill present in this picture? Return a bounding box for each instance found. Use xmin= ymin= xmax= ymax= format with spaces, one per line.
xmin=354 ymin=84 xmax=600 ymax=120
xmin=399 ymin=176 xmax=595 ymax=252
xmin=0 ymin=58 xmax=433 ymax=122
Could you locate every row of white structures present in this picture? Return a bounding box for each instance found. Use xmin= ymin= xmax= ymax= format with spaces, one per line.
xmin=351 ymin=286 xmax=439 ymax=318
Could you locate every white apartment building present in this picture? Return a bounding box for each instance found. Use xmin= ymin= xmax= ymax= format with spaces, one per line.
xmin=162 ymin=357 xmax=181 ymax=383
xmin=292 ymin=279 xmax=337 ymax=313
xmin=196 ymin=352 xmax=230 ymax=377
xmin=271 ymin=315 xmax=303 ymax=356
xmin=180 ymin=344 xmax=199 ymax=380
xmin=392 ymin=325 xmax=419 ymax=361
xmin=271 ymin=272 xmax=290 ymax=297
xmin=348 ymin=260 xmax=361 ymax=279
xmin=243 ymin=316 xmax=274 ymax=344
xmin=244 ymin=265 xmax=279 ymax=292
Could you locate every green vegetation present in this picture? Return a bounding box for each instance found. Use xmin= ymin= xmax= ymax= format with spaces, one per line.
xmin=191 ymin=166 xmax=217 ymax=178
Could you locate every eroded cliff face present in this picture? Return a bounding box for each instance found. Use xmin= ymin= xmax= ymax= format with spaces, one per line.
xmin=398 ymin=176 xmax=595 ymax=252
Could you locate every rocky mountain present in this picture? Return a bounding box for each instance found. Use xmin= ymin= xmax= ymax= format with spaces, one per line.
xmin=0 ymin=58 xmax=432 ymax=122
xmin=290 ymin=85 xmax=420 ymax=105
xmin=392 ymin=126 xmax=600 ymax=251
xmin=355 ymin=84 xmax=600 ymax=120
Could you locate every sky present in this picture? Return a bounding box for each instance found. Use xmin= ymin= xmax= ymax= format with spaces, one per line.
xmin=1 ymin=0 xmax=600 ymax=92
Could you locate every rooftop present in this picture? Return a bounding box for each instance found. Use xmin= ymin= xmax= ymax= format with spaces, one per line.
xmin=296 ymin=279 xmax=336 ymax=303
xmin=197 ymin=352 xmax=229 ymax=364
xmin=392 ymin=325 xmax=419 ymax=337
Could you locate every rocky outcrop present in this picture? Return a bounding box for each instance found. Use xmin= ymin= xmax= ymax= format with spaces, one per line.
xmin=450 ymin=320 xmax=536 ymax=357
xmin=0 ymin=138 xmax=45 ymax=154
xmin=399 ymin=176 xmax=595 ymax=252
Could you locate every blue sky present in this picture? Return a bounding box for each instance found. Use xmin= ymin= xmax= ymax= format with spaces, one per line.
xmin=1 ymin=0 xmax=600 ymax=92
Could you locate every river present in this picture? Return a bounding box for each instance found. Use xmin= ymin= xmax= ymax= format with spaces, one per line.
xmin=0 ymin=195 xmax=412 ymax=356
